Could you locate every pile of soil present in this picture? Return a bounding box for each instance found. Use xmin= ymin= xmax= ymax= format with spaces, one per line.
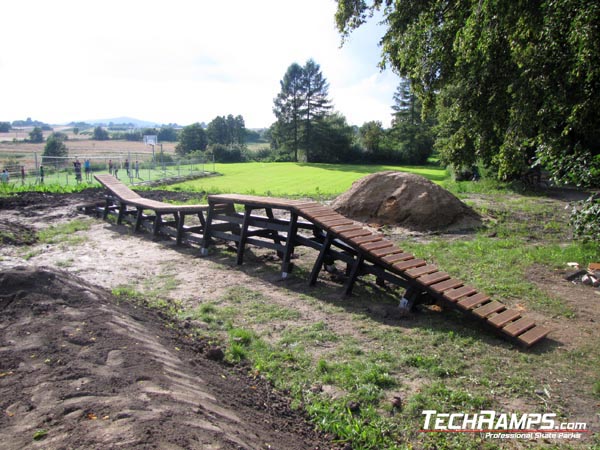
xmin=0 ymin=266 xmax=330 ymax=449
xmin=332 ymin=171 xmax=481 ymax=231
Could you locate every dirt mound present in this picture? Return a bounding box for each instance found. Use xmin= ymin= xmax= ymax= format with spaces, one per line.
xmin=0 ymin=266 xmax=329 ymax=449
xmin=332 ymin=171 xmax=481 ymax=231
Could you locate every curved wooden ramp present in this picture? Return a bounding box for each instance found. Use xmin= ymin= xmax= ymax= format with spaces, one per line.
xmin=202 ymin=194 xmax=550 ymax=348
xmin=94 ymin=174 xmax=209 ymax=244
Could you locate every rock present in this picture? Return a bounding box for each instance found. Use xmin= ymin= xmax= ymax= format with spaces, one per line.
xmin=332 ymin=171 xmax=481 ymax=231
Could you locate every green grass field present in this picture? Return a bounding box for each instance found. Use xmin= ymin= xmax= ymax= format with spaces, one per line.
xmin=161 ymin=162 xmax=448 ymax=198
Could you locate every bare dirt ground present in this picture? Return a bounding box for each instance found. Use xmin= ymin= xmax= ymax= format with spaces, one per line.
xmin=1 ymin=189 xmax=599 ymax=448
xmin=0 ymin=192 xmax=335 ymax=449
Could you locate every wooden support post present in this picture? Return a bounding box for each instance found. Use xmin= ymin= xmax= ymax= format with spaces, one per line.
xmin=237 ymin=207 xmax=252 ymax=265
xmin=135 ymin=207 xmax=144 ymax=232
xmin=117 ymin=202 xmax=126 ymax=224
xmin=200 ymin=203 xmax=215 ymax=256
xmin=309 ymin=233 xmax=333 ymax=286
xmin=265 ymin=207 xmax=283 ymax=258
xmin=280 ymin=212 xmax=298 ymax=279
xmin=344 ymin=254 xmax=364 ymax=296
xmin=103 ymin=197 xmax=111 ymax=219
xmin=197 ymin=210 xmax=206 ymax=231
xmin=153 ymin=212 xmax=163 ymax=236
xmin=176 ymin=212 xmax=185 ymax=245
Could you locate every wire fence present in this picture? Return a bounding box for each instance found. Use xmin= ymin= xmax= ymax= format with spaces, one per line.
xmin=0 ymin=152 xmax=215 ymax=188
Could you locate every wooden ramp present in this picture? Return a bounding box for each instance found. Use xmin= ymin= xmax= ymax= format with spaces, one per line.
xmin=201 ymin=194 xmax=550 ymax=348
xmin=91 ymin=181 xmax=549 ymax=348
xmin=94 ymin=174 xmax=209 ymax=245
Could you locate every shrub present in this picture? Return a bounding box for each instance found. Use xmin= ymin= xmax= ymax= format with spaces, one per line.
xmin=570 ymin=194 xmax=600 ymax=241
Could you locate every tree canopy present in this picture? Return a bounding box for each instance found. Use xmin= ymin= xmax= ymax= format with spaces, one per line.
xmin=207 ymin=115 xmax=246 ymax=147
xmin=28 ymin=127 xmax=44 ymax=143
xmin=176 ymin=123 xmax=207 ymax=155
xmin=92 ymin=126 xmax=109 ymax=141
xmin=335 ymin=0 xmax=600 ymax=186
xmin=42 ymin=132 xmax=68 ymax=165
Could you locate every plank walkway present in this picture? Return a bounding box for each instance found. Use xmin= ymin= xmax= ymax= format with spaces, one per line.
xmin=93 ymin=179 xmax=550 ymax=348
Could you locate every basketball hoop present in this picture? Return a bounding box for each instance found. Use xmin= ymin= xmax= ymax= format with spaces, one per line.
xmin=143 ymin=135 xmax=158 ymax=146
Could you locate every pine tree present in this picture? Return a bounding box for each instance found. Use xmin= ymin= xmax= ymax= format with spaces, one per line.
xmin=301 ymin=59 xmax=332 ymax=162
xmin=273 ymin=60 xmax=332 ymax=162
xmin=273 ymin=63 xmax=305 ymax=161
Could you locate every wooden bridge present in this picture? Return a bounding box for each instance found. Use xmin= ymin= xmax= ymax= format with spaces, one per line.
xmin=94 ymin=174 xmax=550 ymax=348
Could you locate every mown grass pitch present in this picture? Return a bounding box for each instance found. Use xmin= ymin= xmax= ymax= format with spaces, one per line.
xmin=162 ymin=162 xmax=449 ymax=198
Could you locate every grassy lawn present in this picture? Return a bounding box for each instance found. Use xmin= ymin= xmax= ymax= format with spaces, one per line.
xmin=161 ymin=162 xmax=448 ymax=198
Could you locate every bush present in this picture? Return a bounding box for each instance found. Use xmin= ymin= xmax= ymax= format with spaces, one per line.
xmin=208 ymin=144 xmax=247 ymax=163
xmin=570 ymin=194 xmax=600 ymax=241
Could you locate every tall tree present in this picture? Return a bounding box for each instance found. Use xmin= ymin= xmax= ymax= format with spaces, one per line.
xmin=335 ymin=0 xmax=600 ymax=186
xmin=207 ymin=115 xmax=247 ymax=147
xmin=392 ymin=78 xmax=420 ymax=126
xmin=359 ymin=121 xmax=384 ymax=154
xmin=273 ymin=60 xmax=332 ymax=162
xmin=301 ymin=59 xmax=332 ymax=161
xmin=273 ymin=63 xmax=305 ymax=161
xmin=207 ymin=116 xmax=229 ymax=145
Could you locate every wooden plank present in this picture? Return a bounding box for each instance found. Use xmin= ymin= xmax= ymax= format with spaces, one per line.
xmin=429 ymin=277 xmax=462 ymax=292
xmin=418 ymin=271 xmax=450 ymax=286
xmin=300 ymin=206 xmax=332 ymax=217
xmin=339 ymin=229 xmax=372 ymax=239
xmin=405 ymin=264 xmax=438 ymax=278
xmin=503 ymin=317 xmax=536 ymax=337
xmin=516 ymin=325 xmax=550 ymax=347
xmin=318 ymin=218 xmax=353 ymax=227
xmin=393 ymin=258 xmax=426 ymax=271
xmin=298 ymin=204 xmax=328 ymax=212
xmin=330 ymin=224 xmax=362 ymax=234
xmin=353 ymin=235 xmax=384 ymax=245
xmin=443 ymin=285 xmax=477 ymax=302
xmin=382 ymin=252 xmax=414 ymax=264
xmin=312 ymin=213 xmax=343 ymax=223
xmin=487 ymin=309 xmax=521 ymax=328
xmin=369 ymin=247 xmax=404 ymax=258
xmin=472 ymin=301 xmax=505 ymax=318
xmin=456 ymin=292 xmax=490 ymax=310
xmin=314 ymin=214 xmax=346 ymax=222
xmin=360 ymin=240 xmax=394 ymax=252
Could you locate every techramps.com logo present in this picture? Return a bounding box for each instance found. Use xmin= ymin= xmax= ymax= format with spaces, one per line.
xmin=420 ymin=410 xmax=590 ymax=440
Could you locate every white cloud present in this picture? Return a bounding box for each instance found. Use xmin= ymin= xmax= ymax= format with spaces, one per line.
xmin=1 ymin=0 xmax=399 ymax=128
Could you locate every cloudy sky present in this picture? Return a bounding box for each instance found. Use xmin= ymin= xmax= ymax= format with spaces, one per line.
xmin=1 ymin=0 xmax=399 ymax=128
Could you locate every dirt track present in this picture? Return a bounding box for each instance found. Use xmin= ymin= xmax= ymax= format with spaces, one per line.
xmin=0 ymin=191 xmax=332 ymax=449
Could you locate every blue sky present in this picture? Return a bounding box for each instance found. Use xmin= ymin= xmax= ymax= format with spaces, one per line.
xmin=1 ymin=0 xmax=399 ymax=128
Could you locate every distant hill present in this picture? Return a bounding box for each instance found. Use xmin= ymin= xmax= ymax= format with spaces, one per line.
xmin=81 ymin=117 xmax=164 ymax=128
